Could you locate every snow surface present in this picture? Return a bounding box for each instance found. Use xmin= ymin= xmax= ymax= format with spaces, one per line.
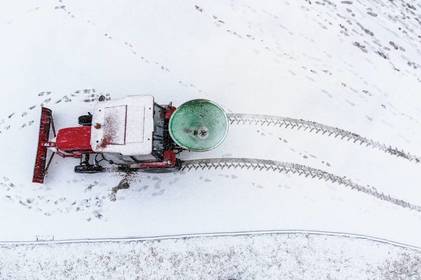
xmin=1 ymin=0 xmax=421 ymax=278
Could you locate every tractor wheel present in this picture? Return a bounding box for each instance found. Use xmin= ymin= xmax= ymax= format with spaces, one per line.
xmin=74 ymin=164 xmax=104 ymax=174
xmin=78 ymin=114 xmax=92 ymax=126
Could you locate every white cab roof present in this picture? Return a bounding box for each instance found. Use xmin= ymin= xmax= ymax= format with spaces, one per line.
xmin=90 ymin=95 xmax=154 ymax=155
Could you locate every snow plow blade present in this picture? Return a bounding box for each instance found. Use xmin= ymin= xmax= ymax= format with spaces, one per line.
xmin=32 ymin=107 xmax=53 ymax=184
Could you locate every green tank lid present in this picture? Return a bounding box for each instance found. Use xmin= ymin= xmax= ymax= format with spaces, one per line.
xmin=169 ymin=99 xmax=229 ymax=151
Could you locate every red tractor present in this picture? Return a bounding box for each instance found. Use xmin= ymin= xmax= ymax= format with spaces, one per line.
xmin=33 ymin=95 xmax=229 ymax=184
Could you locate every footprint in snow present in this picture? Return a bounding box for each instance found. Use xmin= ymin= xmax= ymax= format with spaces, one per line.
xmin=168 ymin=178 xmax=179 ymax=185
xmin=137 ymin=185 xmax=149 ymax=192
xmin=152 ymin=189 xmax=165 ymax=196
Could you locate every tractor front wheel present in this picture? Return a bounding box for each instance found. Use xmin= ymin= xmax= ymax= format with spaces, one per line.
xmin=78 ymin=114 xmax=92 ymax=126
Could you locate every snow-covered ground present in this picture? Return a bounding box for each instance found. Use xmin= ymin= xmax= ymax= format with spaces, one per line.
xmin=1 ymin=231 xmax=421 ymax=280
xmin=1 ymin=0 xmax=421 ymax=278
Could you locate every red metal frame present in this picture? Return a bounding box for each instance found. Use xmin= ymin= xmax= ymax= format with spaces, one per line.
xmin=128 ymin=150 xmax=178 ymax=170
xmin=32 ymin=107 xmax=53 ymax=183
xmin=55 ymin=126 xmax=93 ymax=157
xmin=165 ymin=105 xmax=176 ymax=120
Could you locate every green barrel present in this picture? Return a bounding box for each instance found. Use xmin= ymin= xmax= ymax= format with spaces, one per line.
xmin=169 ymin=99 xmax=229 ymax=151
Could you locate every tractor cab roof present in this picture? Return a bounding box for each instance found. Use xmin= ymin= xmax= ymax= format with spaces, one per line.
xmin=90 ymin=95 xmax=154 ymax=156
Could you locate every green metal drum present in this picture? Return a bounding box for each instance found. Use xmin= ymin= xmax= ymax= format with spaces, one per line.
xmin=169 ymin=99 xmax=229 ymax=151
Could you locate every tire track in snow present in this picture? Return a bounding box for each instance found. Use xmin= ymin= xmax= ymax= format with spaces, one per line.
xmin=2 ymin=156 xmax=418 ymax=219
xmin=228 ymin=113 xmax=421 ymax=164
xmin=181 ymin=158 xmax=421 ymax=213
